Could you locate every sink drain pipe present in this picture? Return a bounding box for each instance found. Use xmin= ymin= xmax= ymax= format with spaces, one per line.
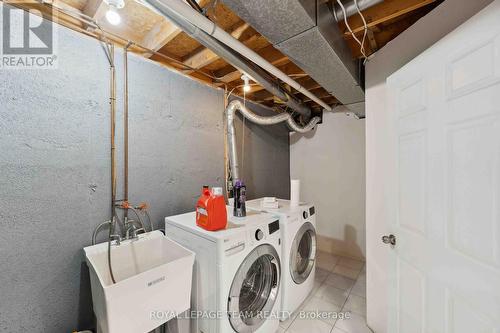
xmin=226 ymin=100 xmax=320 ymax=181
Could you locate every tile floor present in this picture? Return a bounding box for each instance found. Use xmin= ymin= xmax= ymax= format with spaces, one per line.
xmin=278 ymin=251 xmax=372 ymax=333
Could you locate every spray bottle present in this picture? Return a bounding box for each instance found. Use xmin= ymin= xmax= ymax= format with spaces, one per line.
xmin=233 ymin=179 xmax=246 ymax=217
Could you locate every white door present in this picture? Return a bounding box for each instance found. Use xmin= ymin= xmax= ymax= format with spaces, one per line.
xmin=385 ymin=2 xmax=500 ymax=332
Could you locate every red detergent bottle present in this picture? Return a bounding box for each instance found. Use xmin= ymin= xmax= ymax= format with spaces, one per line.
xmin=196 ymin=186 xmax=227 ymax=231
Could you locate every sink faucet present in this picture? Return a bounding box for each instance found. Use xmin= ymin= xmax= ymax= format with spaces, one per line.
xmin=110 ymin=234 xmax=122 ymax=246
xmin=125 ymin=221 xmax=145 ymax=240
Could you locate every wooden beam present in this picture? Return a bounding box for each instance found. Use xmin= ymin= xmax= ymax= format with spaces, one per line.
xmin=244 ymin=61 xmax=305 ymax=95
xmin=253 ymin=76 xmax=321 ymax=102
xmin=214 ymin=44 xmax=290 ymax=83
xmin=301 ymin=90 xmax=334 ymax=103
xmin=141 ymin=0 xmax=210 ymax=57
xmin=339 ymin=0 xmax=436 ymax=36
xmin=7 ymin=0 xmax=85 ymax=29
xmin=218 ymin=60 xmax=305 ymax=96
xmin=81 ymin=0 xmax=108 ymax=32
xmin=141 ymin=21 xmax=182 ymax=56
xmin=82 ymin=0 xmax=106 ymax=19
xmin=366 ymin=29 xmax=378 ymax=52
xmin=182 ymin=22 xmax=252 ymax=71
xmin=346 ymin=10 xmax=424 ymax=58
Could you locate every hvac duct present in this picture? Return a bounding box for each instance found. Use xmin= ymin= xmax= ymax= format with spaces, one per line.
xmin=145 ymin=0 xmax=332 ymax=112
xmin=221 ymin=0 xmax=382 ymax=117
xmin=144 ymin=0 xmax=313 ymax=120
xmin=226 ymin=100 xmax=320 ymax=180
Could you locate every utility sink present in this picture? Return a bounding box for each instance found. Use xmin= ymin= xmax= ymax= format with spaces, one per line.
xmin=84 ymin=231 xmax=195 ymax=333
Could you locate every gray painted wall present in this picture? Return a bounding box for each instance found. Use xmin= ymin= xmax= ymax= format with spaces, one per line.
xmin=230 ymin=98 xmax=290 ymax=200
xmin=0 ymin=6 xmax=289 ymax=332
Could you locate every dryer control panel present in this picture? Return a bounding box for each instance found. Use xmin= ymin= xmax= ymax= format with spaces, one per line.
xmin=303 ymin=206 xmax=316 ymax=219
xmin=247 ymin=219 xmax=280 ymax=246
xmin=268 ymin=220 xmax=279 ymax=235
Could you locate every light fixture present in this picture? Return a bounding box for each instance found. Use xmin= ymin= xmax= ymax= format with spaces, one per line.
xmin=105 ymin=9 xmax=121 ymax=25
xmin=104 ymin=0 xmax=125 ymax=25
xmin=241 ymin=74 xmax=251 ymax=93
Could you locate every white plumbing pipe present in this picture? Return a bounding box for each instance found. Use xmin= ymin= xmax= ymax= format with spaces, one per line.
xmin=153 ymin=0 xmax=333 ymax=111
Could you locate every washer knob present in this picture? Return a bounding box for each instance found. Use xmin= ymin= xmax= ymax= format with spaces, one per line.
xmin=255 ymin=229 xmax=264 ymax=241
xmin=303 ymin=211 xmax=309 ymax=219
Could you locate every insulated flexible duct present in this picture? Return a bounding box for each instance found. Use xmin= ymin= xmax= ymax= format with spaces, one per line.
xmin=226 ymin=100 xmax=320 ymax=180
xmin=144 ymin=0 xmax=313 ymax=120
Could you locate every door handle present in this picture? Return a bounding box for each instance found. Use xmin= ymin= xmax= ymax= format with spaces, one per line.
xmin=382 ymin=234 xmax=396 ymax=246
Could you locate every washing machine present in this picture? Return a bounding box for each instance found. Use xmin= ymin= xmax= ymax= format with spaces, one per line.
xmin=246 ymin=199 xmax=317 ymax=319
xmin=165 ymin=207 xmax=282 ymax=333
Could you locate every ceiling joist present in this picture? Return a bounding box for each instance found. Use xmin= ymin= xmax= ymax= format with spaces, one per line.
xmin=182 ymin=22 xmax=253 ymax=72
xmin=339 ymin=0 xmax=437 ymax=36
xmin=141 ymin=0 xmax=210 ymax=58
xmin=8 ymin=0 xmax=442 ymax=111
xmin=214 ymin=44 xmax=291 ymax=84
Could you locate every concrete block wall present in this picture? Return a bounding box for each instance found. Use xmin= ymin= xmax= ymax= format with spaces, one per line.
xmin=0 ymin=5 xmax=290 ymax=331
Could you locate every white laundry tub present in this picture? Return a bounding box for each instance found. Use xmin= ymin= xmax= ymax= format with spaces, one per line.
xmin=84 ymin=230 xmax=195 ymax=333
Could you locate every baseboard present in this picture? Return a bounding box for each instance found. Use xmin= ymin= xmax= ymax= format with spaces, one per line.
xmin=316 ymin=234 xmax=365 ymax=262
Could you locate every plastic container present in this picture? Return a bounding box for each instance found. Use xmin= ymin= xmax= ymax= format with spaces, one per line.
xmin=196 ymin=186 xmax=227 ymax=231
xmin=233 ymin=179 xmax=246 ymax=217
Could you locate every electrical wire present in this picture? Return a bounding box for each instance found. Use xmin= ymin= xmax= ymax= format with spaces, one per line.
xmin=354 ymin=0 xmax=369 ymax=64
xmin=336 ymin=0 xmax=368 ymax=61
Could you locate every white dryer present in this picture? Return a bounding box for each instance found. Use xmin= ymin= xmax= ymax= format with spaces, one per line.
xmin=246 ymin=199 xmax=317 ymax=319
xmin=165 ymin=207 xmax=282 ymax=333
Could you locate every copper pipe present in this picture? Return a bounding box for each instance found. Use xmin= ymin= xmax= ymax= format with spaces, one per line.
xmin=109 ymin=43 xmax=118 ymax=284
xmin=123 ymin=44 xmax=130 ymax=219
xmin=110 ymin=43 xmax=117 ymax=218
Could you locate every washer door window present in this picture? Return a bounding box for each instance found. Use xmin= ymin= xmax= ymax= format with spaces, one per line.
xmin=228 ymin=244 xmax=280 ymax=333
xmin=290 ymin=222 xmax=316 ymax=284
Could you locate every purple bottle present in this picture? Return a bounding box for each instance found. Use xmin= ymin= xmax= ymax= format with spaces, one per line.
xmin=233 ymin=179 xmax=246 ymax=217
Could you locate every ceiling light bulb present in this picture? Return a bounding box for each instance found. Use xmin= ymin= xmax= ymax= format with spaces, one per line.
xmin=106 ymin=9 xmax=121 ymax=25
xmin=241 ymin=74 xmax=251 ymax=92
